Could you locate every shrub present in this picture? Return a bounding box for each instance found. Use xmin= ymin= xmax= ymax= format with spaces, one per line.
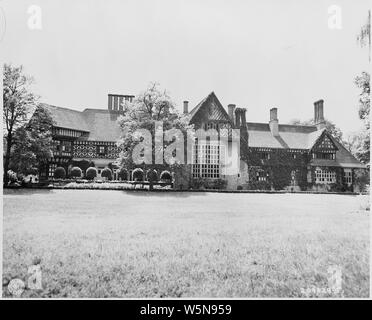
xmin=54 ymin=167 xmax=66 ymax=179
xmin=101 ymin=167 xmax=112 ymax=180
xmin=354 ymin=169 xmax=370 ymax=193
xmin=70 ymin=166 xmax=82 ymax=178
xmin=190 ymin=178 xmax=226 ymax=190
xmin=86 ymin=167 xmax=97 ymax=180
xmin=26 ymin=167 xmax=38 ymax=175
xmin=7 ymin=170 xmax=18 ymax=184
xmin=247 ymin=180 xmax=271 ymax=191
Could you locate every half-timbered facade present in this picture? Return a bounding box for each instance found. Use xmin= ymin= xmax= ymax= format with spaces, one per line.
xmin=40 ymin=94 xmax=134 ymax=180
xmin=41 ymin=91 xmax=365 ymax=191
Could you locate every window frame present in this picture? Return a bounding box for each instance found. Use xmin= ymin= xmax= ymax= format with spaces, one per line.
xmin=192 ymin=142 xmax=220 ymax=179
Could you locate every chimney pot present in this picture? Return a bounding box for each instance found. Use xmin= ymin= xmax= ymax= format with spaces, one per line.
xmin=269 ymin=107 xmax=279 ymax=136
xmin=314 ymin=99 xmax=325 ymax=129
xmin=183 ymin=101 xmax=189 ymax=114
xmin=241 ymin=108 xmax=247 ymax=125
xmin=270 ymin=108 xmax=278 ymax=121
xmin=108 ymin=95 xmax=113 ymax=111
xmin=108 ymin=94 xmax=135 ymax=112
xmin=228 ymin=104 xmax=236 ymax=124
xmin=119 ymin=97 xmax=124 ymax=112
xmin=235 ymin=108 xmax=241 ymax=127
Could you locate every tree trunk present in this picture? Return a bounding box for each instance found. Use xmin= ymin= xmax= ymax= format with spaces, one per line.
xmin=3 ymin=133 xmax=12 ymax=187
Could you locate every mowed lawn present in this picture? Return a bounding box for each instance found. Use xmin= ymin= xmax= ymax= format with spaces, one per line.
xmin=2 ymin=189 xmax=370 ymax=298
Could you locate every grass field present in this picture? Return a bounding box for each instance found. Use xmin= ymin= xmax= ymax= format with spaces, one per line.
xmin=2 ymin=189 xmax=370 ymax=298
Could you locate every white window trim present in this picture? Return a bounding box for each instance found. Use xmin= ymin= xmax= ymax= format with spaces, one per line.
xmin=315 ymin=168 xmax=336 ymax=184
xmin=192 ymin=143 xmax=220 ymax=179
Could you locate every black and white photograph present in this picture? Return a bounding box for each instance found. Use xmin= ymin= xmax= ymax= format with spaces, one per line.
xmin=0 ymin=0 xmax=370 ymax=305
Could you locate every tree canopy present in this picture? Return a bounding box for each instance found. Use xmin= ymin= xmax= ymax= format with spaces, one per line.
xmin=117 ymin=83 xmax=193 ymax=168
xmin=3 ymin=64 xmax=54 ymax=184
xmin=289 ymin=118 xmax=343 ymax=141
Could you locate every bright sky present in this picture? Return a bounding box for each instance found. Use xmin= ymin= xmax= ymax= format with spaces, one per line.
xmin=1 ymin=0 xmax=370 ymax=135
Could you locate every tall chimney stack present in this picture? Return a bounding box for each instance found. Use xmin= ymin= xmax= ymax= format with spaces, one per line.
xmin=235 ymin=108 xmax=241 ymax=127
xmin=108 ymin=95 xmax=113 ymax=111
xmin=118 ymin=96 xmax=124 ymax=112
xmin=269 ymin=107 xmax=279 ymax=136
xmin=183 ymin=101 xmax=189 ymax=114
xmin=228 ymin=104 xmax=236 ymax=125
xmin=314 ymin=99 xmax=325 ymax=130
xmin=108 ymin=94 xmax=135 ymax=112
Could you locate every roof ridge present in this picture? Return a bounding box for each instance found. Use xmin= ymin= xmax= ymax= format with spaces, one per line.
xmin=42 ymin=103 xmax=85 ymax=114
xmin=246 ymin=121 xmax=317 ymax=129
xmin=82 ymin=108 xmax=109 ymax=113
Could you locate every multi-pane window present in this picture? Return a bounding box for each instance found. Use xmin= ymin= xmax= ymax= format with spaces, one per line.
xmin=97 ymin=146 xmax=106 ymax=155
xmin=343 ymin=169 xmax=352 ymax=185
xmin=313 ymin=152 xmax=335 ymax=160
xmin=53 ymin=140 xmax=72 ymax=156
xmin=315 ymin=168 xmax=336 ymax=184
xmin=260 ymin=152 xmax=270 ymax=160
xmin=256 ymin=170 xmax=268 ymax=181
xmin=49 ymin=163 xmax=57 ymax=178
xmin=204 ymin=122 xmax=219 ymax=131
xmin=192 ymin=143 xmax=220 ymax=179
xmin=61 ymin=141 xmax=72 ymax=154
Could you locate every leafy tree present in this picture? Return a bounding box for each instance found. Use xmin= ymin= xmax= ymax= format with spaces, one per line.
xmin=54 ymin=167 xmax=66 ymax=179
xmin=344 ymin=131 xmax=369 ymax=164
xmin=353 ymin=72 xmax=370 ymax=164
xmin=289 ymin=118 xmax=343 ymax=141
xmin=355 ymin=72 xmax=370 ymax=126
xmin=3 ymin=64 xmax=38 ymax=185
xmin=117 ymin=82 xmax=193 ymax=168
xmin=357 ymin=10 xmax=371 ymax=61
xmin=70 ymin=166 xmax=82 ymax=178
xmin=354 ymin=11 xmax=370 ymax=164
xmin=9 ymin=105 xmax=54 ymax=175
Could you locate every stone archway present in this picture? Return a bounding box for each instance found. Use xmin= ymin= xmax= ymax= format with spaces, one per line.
xmin=132 ymin=168 xmax=144 ymax=181
xmin=146 ymin=169 xmax=158 ymax=182
xmin=160 ymin=170 xmax=172 ymax=182
xmin=118 ymin=168 xmax=129 ymax=181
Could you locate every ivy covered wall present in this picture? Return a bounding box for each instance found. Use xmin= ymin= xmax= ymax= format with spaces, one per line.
xmin=240 ymin=147 xmax=358 ymax=191
xmin=243 ymin=148 xmax=310 ymax=191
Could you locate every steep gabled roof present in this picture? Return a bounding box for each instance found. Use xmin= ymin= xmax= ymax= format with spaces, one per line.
xmin=81 ymin=109 xmax=122 ymax=142
xmin=189 ymin=92 xmax=231 ymax=124
xmin=42 ymin=104 xmax=122 ymax=142
xmin=247 ymin=122 xmax=319 ymax=149
xmin=310 ymin=136 xmax=365 ymax=168
xmin=42 ymin=104 xmax=90 ymax=132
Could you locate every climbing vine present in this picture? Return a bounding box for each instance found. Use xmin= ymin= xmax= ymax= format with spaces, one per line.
xmin=243 ymin=148 xmax=311 ymax=191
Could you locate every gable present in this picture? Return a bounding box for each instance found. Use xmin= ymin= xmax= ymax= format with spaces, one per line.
xmin=312 ymin=131 xmax=338 ymax=151
xmin=189 ymin=92 xmax=231 ymax=125
xmin=42 ymin=104 xmax=90 ymax=132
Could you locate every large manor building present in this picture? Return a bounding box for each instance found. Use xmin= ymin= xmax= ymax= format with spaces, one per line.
xmin=40 ymin=92 xmax=365 ymax=191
